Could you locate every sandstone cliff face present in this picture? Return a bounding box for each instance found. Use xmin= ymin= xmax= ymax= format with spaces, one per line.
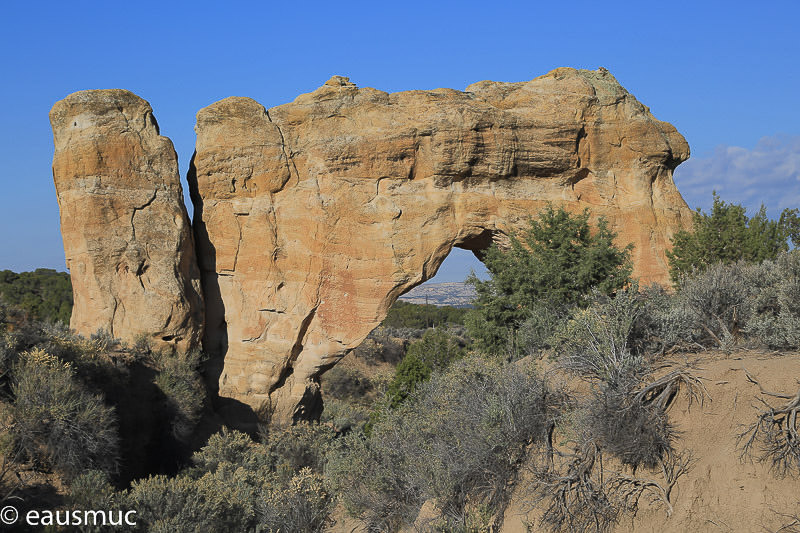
xmin=189 ymin=68 xmax=692 ymax=422
xmin=51 ymin=90 xmax=203 ymax=352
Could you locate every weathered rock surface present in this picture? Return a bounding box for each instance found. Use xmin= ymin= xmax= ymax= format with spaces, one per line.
xmin=51 ymin=89 xmax=203 ymax=352
xmin=189 ymin=68 xmax=692 ymax=422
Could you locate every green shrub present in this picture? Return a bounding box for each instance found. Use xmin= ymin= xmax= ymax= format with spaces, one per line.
xmin=405 ymin=327 xmax=466 ymax=369
xmin=319 ymin=397 xmax=371 ymax=433
xmin=553 ymin=288 xmax=646 ymax=384
xmin=386 ymin=328 xmax=465 ymax=408
xmin=68 ymin=470 xmax=116 ymax=509
xmin=36 ymin=325 xmax=124 ymax=391
xmin=190 ymin=428 xmax=257 ymax=473
xmin=381 ymin=300 xmax=468 ymax=329
xmin=320 ymin=365 xmax=373 ymax=401
xmin=629 ymin=284 xmax=700 ymax=355
xmin=539 ymin=284 xmax=699 ymax=359
xmin=677 ymin=260 xmax=755 ymax=349
xmin=385 ymin=351 xmax=431 ymax=409
xmin=667 ymin=193 xmax=799 ymax=284
xmin=150 ymin=350 xmax=206 ymax=441
xmin=259 ymin=422 xmax=335 ymax=482
xmin=123 ymin=472 xmax=248 ymax=533
xmin=351 ymin=328 xmax=407 ymax=364
xmin=11 ymin=348 xmax=119 ymax=478
xmin=255 ymin=467 xmax=331 ymax=533
xmin=0 ymin=269 xmax=72 ymax=324
xmin=327 ymin=356 xmax=559 ymax=529
xmin=0 ymin=402 xmax=21 ymax=502
xmin=639 ymin=252 xmax=800 ymax=351
xmin=466 ymin=206 xmax=632 ymax=356
xmin=67 ymin=470 xmax=119 ymax=533
xmin=517 ymin=301 xmax=568 ymax=353
xmin=743 ymin=251 xmax=800 ymax=349
xmin=124 ymin=426 xmax=333 ymax=533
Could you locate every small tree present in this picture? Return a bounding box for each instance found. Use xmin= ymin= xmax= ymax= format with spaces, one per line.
xmin=386 ymin=328 xmax=464 ymax=408
xmin=466 ymin=206 xmax=633 ymax=356
xmin=667 ymin=193 xmax=800 ymax=284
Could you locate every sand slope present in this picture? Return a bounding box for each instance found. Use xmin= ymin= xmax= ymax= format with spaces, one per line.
xmin=504 ymin=351 xmax=800 ymax=532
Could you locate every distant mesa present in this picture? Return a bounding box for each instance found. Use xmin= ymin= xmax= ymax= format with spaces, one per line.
xmin=399 ymin=282 xmax=477 ymax=308
xmin=50 ymin=68 xmax=692 ymax=424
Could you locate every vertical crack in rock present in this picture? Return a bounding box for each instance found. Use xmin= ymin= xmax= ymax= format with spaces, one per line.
xmin=130 ymin=189 xmax=158 ymax=241
xmin=269 ymin=305 xmax=318 ymax=395
xmin=265 ymin=109 xmax=300 ymax=186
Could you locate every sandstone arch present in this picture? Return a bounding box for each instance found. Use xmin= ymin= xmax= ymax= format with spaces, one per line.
xmin=51 ymin=70 xmax=692 ymax=424
xmin=187 ymin=68 xmax=692 ymax=423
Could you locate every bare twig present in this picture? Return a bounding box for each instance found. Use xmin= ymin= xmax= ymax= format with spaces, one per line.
xmin=738 ymin=370 xmax=800 ymax=476
xmin=743 ymin=369 xmax=796 ymax=399
xmin=609 ymin=450 xmax=691 ymax=518
xmin=633 ymin=369 xmax=710 ymax=411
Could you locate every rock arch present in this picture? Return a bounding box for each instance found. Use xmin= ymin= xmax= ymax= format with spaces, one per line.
xmin=52 ymin=68 xmax=692 ymax=424
xmin=188 ymin=68 xmax=691 ymax=423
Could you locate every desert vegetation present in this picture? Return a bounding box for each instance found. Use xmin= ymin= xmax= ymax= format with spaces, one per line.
xmin=0 ymin=197 xmax=798 ymax=531
xmin=666 ymin=193 xmax=799 ymax=283
xmin=465 ymin=205 xmax=633 ymax=358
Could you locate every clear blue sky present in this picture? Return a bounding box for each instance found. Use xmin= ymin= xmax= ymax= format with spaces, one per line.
xmin=2 ymin=1 xmax=799 ymax=282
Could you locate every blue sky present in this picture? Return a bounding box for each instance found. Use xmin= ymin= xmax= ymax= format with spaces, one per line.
xmin=1 ymin=1 xmax=799 ymax=282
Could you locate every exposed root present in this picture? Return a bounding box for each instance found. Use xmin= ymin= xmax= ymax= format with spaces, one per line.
xmin=527 ymin=368 xmax=704 ymax=531
xmin=609 ymin=450 xmax=691 ymax=518
xmin=773 ymin=508 xmax=800 ymax=533
xmin=531 ymin=443 xmax=689 ymax=532
xmin=738 ymin=369 xmax=800 ymax=476
xmin=533 ymin=442 xmax=618 ymax=533
xmin=633 ymin=368 xmax=710 ymax=411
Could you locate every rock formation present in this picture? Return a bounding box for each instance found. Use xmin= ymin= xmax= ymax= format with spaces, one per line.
xmin=51 ymin=89 xmax=203 ymax=352
xmin=188 ymin=68 xmax=692 ymax=423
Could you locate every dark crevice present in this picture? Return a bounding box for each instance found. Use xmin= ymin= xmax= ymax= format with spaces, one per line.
xmin=265 ymin=109 xmax=300 ymax=187
xmin=563 ymin=167 xmax=591 ymax=189
xmin=575 ymin=125 xmax=587 ymax=167
xmin=130 ymin=189 xmax=158 ymax=241
xmin=269 ymin=306 xmax=318 ymax=395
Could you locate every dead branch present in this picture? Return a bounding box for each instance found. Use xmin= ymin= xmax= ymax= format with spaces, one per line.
xmin=529 ymin=441 xmax=619 ymax=533
xmin=633 ymin=369 xmax=710 ymax=411
xmin=743 ymin=368 xmax=797 ymax=399
xmin=773 ymin=509 xmax=800 ymax=533
xmin=607 ymin=450 xmax=691 ymax=518
xmin=530 ymin=439 xmax=692 ymax=532
xmin=738 ymin=370 xmax=800 ymax=476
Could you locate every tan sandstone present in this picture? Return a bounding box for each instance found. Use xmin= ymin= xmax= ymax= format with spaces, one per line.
xmin=189 ymin=68 xmax=692 ymax=423
xmin=51 ymin=89 xmax=203 ymax=352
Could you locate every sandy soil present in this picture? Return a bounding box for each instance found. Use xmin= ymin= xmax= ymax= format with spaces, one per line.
xmin=503 ymin=350 xmax=800 ymax=532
